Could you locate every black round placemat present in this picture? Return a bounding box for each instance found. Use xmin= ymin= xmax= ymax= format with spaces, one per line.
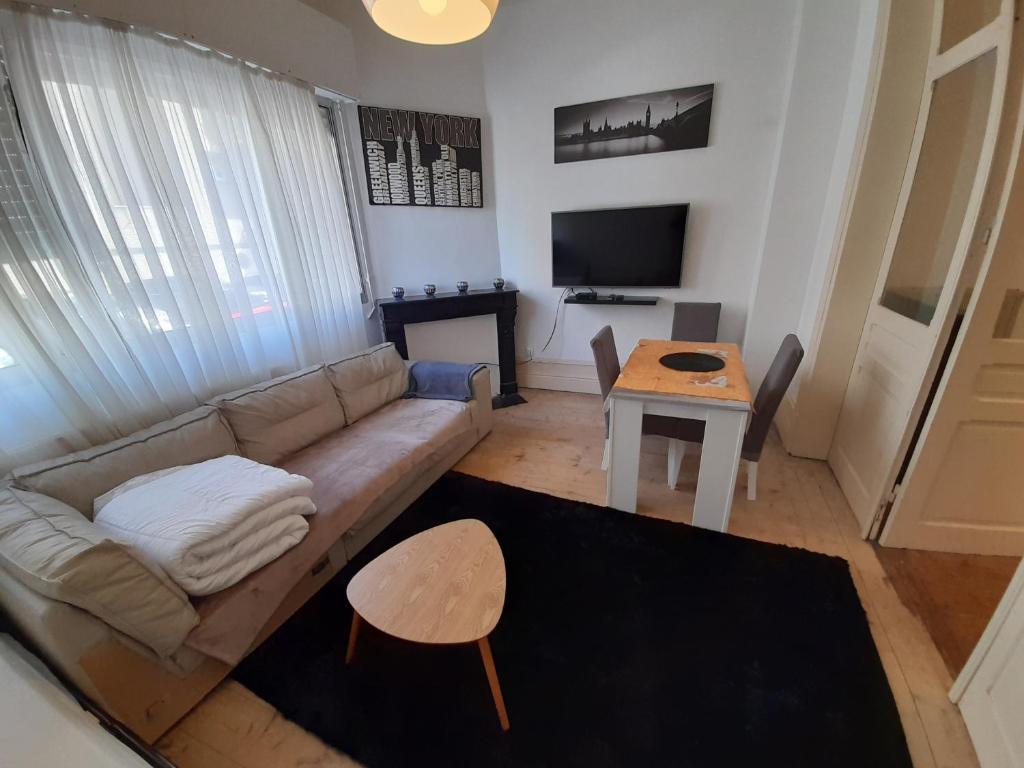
xmin=659 ymin=352 xmax=726 ymax=373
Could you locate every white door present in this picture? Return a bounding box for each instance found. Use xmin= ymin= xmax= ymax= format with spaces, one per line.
xmin=829 ymin=0 xmax=1013 ymax=536
xmin=953 ymin=558 xmax=1024 ymax=767
xmin=880 ymin=47 xmax=1024 ymax=553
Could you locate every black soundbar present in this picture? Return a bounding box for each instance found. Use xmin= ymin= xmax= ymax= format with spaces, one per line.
xmin=564 ymin=293 xmax=659 ymax=306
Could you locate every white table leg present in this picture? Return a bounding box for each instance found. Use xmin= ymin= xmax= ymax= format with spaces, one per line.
xmin=693 ymin=408 xmax=748 ymax=531
xmin=667 ymin=438 xmax=685 ymax=489
xmin=606 ymin=396 xmax=643 ymax=513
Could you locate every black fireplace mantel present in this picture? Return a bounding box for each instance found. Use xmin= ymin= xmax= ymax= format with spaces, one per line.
xmin=377 ymin=288 xmax=525 ymax=408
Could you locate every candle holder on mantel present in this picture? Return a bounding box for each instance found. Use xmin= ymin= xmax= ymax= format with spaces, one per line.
xmin=423 ymin=283 xmax=437 ymax=297
xmin=456 ymin=281 xmax=469 ymax=294
xmin=391 ymin=286 xmax=405 ymax=300
xmin=493 ymin=277 xmax=505 ymax=290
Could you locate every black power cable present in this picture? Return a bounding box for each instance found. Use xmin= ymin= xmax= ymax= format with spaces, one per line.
xmin=540 ymin=287 xmax=571 ymax=355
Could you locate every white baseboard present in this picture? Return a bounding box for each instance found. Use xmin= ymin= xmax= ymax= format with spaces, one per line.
xmin=518 ymin=359 xmax=601 ymax=395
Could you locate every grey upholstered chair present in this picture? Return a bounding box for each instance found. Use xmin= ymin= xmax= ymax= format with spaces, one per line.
xmin=671 ymin=302 xmax=721 ymax=342
xmin=663 ymin=333 xmax=805 ymax=500
xmin=590 ymin=325 xmax=693 ymax=486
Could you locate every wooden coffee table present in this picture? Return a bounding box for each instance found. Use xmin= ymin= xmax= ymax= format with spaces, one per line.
xmin=345 ymin=519 xmax=510 ymax=731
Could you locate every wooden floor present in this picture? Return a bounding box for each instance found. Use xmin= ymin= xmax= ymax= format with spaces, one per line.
xmin=159 ymin=388 xmax=1012 ymax=768
xmin=158 ymin=681 xmax=359 ymax=768
xmin=874 ymin=546 xmax=1019 ymax=678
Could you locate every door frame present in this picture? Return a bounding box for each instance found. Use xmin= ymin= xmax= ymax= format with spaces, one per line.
xmin=951 ymin=558 xmax=1024 ymax=766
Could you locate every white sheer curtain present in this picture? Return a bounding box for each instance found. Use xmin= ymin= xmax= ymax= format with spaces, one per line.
xmin=0 ymin=72 xmax=126 ymax=466
xmin=0 ymin=7 xmax=367 ymax=472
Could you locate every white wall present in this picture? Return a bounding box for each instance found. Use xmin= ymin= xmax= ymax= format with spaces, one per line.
xmin=794 ymin=0 xmax=881 ymax=350
xmin=775 ymin=0 xmax=933 ymax=459
xmin=307 ymin=1 xmax=501 ymax=300
xmin=26 ymin=0 xmax=878 ymax=402
xmin=481 ymin=0 xmax=801 ymax=370
xmin=743 ymin=0 xmax=879 ymax=387
xmin=303 ymin=1 xmax=503 ymax=389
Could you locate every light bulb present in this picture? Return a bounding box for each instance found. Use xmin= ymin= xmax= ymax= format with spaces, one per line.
xmin=418 ymin=0 xmax=447 ymax=15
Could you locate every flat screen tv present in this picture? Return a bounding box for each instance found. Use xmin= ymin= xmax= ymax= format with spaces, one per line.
xmin=552 ymin=204 xmax=688 ymax=288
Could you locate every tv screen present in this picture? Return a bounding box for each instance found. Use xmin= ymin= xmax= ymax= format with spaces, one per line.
xmin=552 ymin=204 xmax=688 ymax=288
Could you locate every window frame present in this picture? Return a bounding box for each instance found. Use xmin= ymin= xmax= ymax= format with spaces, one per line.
xmin=318 ymin=96 xmax=373 ymax=309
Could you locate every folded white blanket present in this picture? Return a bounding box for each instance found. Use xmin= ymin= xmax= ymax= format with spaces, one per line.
xmin=93 ymin=455 xmax=316 ymax=596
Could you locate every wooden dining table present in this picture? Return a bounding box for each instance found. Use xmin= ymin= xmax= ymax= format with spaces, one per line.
xmin=606 ymin=339 xmax=753 ymax=531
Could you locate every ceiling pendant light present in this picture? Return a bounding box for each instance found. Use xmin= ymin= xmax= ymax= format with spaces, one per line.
xmin=362 ymin=0 xmax=499 ymax=45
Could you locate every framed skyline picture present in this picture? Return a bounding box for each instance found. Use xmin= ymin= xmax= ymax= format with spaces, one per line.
xmin=554 ymin=84 xmax=714 ymax=164
xmin=357 ymin=105 xmax=483 ymax=208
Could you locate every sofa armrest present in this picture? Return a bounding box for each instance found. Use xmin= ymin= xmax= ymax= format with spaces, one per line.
xmin=0 ymin=566 xmax=115 ymax=701
xmin=469 ymin=366 xmax=494 ymax=439
xmin=0 ymin=566 xmax=228 ymax=744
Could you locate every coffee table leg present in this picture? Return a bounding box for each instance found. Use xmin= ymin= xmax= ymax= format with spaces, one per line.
xmin=477 ymin=636 xmax=510 ymax=731
xmin=346 ymin=611 xmax=362 ymax=664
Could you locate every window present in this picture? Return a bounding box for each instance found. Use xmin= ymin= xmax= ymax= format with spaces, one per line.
xmin=879 ymin=49 xmax=997 ymax=325
xmin=319 ymin=100 xmax=371 ymax=305
xmin=0 ymin=7 xmax=368 ymax=471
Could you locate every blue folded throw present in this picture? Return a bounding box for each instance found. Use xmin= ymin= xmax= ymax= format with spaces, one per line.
xmin=404 ymin=361 xmax=485 ymax=402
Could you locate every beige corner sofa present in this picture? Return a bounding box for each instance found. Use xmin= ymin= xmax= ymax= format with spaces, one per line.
xmin=0 ymin=342 xmax=493 ymax=743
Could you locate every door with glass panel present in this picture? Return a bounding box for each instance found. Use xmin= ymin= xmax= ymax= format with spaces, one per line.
xmin=880 ymin=139 xmax=1024 ymax=554
xmin=829 ymin=0 xmax=1013 ymax=537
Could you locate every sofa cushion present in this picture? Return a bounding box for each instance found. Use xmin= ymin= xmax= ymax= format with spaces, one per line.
xmin=326 ymin=342 xmax=408 ymax=424
xmin=10 ymin=406 xmax=237 ymax=519
xmin=213 ymin=366 xmax=346 ymax=465
xmin=186 ymin=396 xmax=476 ymax=665
xmin=0 ymin=488 xmax=198 ymax=658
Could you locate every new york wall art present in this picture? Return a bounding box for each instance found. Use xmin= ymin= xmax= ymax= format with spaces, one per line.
xmin=358 ymin=105 xmax=483 ymax=208
xmin=554 ymin=84 xmax=714 ymax=164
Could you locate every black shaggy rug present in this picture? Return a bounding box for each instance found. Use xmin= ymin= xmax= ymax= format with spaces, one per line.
xmin=233 ymin=472 xmax=912 ymax=768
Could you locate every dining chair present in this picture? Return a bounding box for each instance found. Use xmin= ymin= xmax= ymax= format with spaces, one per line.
xmin=664 ymin=334 xmax=804 ymax=500
xmin=671 ymin=302 xmax=721 ymax=342
xmin=590 ymin=325 xmax=692 ymax=487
